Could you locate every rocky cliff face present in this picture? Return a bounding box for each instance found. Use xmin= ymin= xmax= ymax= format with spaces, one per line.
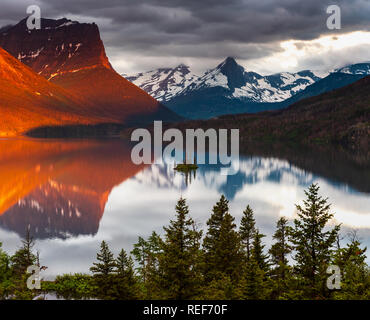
xmin=0 ymin=47 xmax=108 ymax=136
xmin=0 ymin=18 xmax=112 ymax=79
xmin=0 ymin=18 xmax=180 ymax=127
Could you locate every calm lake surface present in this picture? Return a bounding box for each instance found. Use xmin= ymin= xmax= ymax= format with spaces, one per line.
xmin=0 ymin=138 xmax=369 ymax=279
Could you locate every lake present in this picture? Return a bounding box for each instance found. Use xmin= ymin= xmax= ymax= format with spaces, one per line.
xmin=0 ymin=138 xmax=369 ymax=279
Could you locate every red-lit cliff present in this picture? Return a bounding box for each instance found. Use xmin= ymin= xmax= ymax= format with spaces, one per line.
xmin=0 ymin=18 xmax=180 ymax=130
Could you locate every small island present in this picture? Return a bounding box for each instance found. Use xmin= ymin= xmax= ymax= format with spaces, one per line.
xmin=174 ymin=163 xmax=198 ymax=173
xmin=174 ymin=163 xmax=198 ymax=186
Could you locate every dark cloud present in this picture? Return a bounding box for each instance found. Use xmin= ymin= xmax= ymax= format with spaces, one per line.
xmin=0 ymin=0 xmax=369 ymax=73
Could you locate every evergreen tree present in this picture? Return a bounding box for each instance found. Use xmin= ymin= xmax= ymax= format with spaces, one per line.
xmin=269 ymin=217 xmax=291 ymax=275
xmin=90 ymin=241 xmax=116 ymax=276
xmin=90 ymin=241 xmax=121 ymax=299
xmin=290 ymin=183 xmax=340 ymax=298
xmin=132 ymin=231 xmax=164 ymax=299
xmin=204 ymin=195 xmax=229 ymax=251
xmin=6 ymin=230 xmax=39 ymax=299
xmin=251 ymin=228 xmax=270 ymax=273
xmin=116 ymin=249 xmax=135 ymax=279
xmin=0 ymin=242 xmax=12 ymax=299
xmin=159 ymin=197 xmax=203 ymax=299
xmin=203 ymin=195 xmax=244 ymax=289
xmin=333 ymin=233 xmax=370 ymax=299
xmin=203 ymin=195 xmax=229 ymax=280
xmin=239 ymin=205 xmax=256 ymax=262
xmin=237 ymin=228 xmax=271 ymax=299
xmin=239 ymin=259 xmax=270 ymax=299
xmin=131 ymin=236 xmax=149 ymax=281
xmin=200 ymin=274 xmax=234 ymax=300
xmin=269 ymin=217 xmax=292 ymax=298
xmin=114 ymin=249 xmax=139 ymax=299
xmin=11 ymin=228 xmax=37 ymax=276
xmin=0 ymin=242 xmax=10 ymax=279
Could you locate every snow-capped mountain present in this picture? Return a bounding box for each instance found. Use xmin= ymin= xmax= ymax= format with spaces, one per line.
xmin=335 ymin=62 xmax=370 ymax=75
xmin=179 ymin=57 xmax=328 ymax=103
xmin=127 ymin=57 xmax=370 ymax=119
xmin=126 ymin=64 xmax=199 ymax=102
xmin=128 ymin=57 xmax=328 ymax=104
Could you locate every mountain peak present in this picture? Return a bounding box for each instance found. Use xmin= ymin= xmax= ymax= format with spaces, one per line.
xmin=225 ymin=56 xmax=237 ymax=63
xmin=216 ymin=57 xmax=246 ymax=90
xmin=176 ymin=63 xmax=188 ymax=68
xmin=0 ymin=17 xmax=112 ymax=79
xmin=218 ymin=56 xmax=237 ymax=68
xmin=127 ymin=64 xmax=199 ymax=102
xmin=174 ymin=63 xmax=191 ymax=74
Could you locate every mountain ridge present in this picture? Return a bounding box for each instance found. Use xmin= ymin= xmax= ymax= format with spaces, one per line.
xmin=128 ymin=57 xmax=370 ymax=119
xmin=175 ymin=75 xmax=370 ymax=150
xmin=126 ymin=64 xmax=199 ymax=102
xmin=128 ymin=57 xmax=329 ymax=103
xmin=0 ymin=18 xmax=181 ymax=130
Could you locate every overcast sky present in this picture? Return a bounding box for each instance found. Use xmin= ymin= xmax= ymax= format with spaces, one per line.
xmin=1 ymin=0 xmax=369 ymax=75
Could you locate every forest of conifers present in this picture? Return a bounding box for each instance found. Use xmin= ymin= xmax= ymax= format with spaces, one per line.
xmin=1 ymin=184 xmax=369 ymax=300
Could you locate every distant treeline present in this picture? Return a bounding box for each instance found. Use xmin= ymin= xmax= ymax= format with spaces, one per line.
xmin=1 ymin=184 xmax=369 ymax=300
xmin=25 ymin=123 xmax=126 ymax=138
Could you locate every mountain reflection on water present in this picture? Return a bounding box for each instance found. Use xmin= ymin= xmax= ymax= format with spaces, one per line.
xmin=0 ymin=138 xmax=369 ymax=276
xmin=0 ymin=138 xmax=145 ymax=239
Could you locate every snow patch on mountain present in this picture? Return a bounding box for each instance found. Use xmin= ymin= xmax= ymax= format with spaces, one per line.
xmin=335 ymin=62 xmax=370 ymax=75
xmin=17 ymin=47 xmax=44 ymax=61
xmin=126 ymin=64 xmax=199 ymax=102
xmin=196 ymin=69 xmax=229 ymax=89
